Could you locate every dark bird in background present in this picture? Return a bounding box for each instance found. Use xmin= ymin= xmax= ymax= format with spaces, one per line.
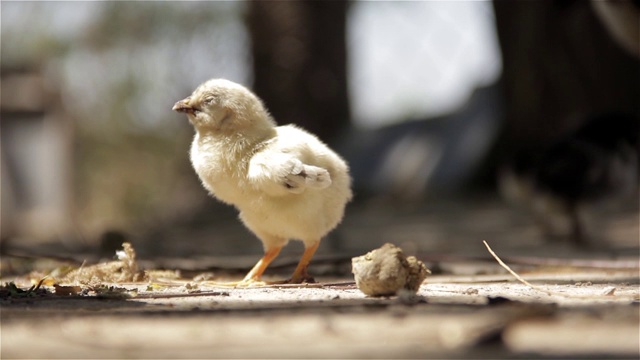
xmin=500 ymin=112 xmax=639 ymax=245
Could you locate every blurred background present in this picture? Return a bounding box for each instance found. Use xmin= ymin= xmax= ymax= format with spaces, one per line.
xmin=1 ymin=1 xmax=638 ymax=265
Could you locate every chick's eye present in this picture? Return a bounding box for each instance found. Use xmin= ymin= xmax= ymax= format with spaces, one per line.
xmin=203 ymin=96 xmax=215 ymax=105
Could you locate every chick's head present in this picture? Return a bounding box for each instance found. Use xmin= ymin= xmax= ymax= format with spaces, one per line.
xmin=173 ymin=79 xmax=275 ymax=133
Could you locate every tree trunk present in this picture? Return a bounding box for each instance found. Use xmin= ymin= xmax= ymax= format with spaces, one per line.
xmin=248 ymin=1 xmax=351 ymax=144
xmin=477 ymin=0 xmax=640 ymax=187
xmin=494 ymin=0 xmax=639 ymax=148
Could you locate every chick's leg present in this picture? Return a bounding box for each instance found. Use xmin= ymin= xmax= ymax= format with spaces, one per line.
xmin=241 ymin=246 xmax=283 ymax=284
xmin=287 ymin=241 xmax=320 ymax=284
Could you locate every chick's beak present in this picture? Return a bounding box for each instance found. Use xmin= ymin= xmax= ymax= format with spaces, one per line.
xmin=172 ymin=99 xmax=194 ymax=115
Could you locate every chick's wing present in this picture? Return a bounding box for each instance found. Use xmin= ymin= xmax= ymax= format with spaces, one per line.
xmin=248 ymin=148 xmax=331 ymax=196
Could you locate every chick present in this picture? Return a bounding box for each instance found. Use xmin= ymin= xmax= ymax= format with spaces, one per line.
xmin=173 ymin=79 xmax=352 ymax=285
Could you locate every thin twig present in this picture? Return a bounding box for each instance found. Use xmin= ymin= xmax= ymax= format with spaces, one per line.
xmin=135 ymin=291 xmax=230 ymax=299
xmin=482 ymin=240 xmax=640 ymax=302
xmin=482 ymin=240 xmax=552 ymax=296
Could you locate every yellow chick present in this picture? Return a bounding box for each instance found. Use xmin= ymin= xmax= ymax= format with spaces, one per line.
xmin=173 ymin=79 xmax=352 ymax=285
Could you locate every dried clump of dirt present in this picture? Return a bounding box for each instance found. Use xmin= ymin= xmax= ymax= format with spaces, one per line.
xmin=351 ymin=243 xmax=430 ymax=297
